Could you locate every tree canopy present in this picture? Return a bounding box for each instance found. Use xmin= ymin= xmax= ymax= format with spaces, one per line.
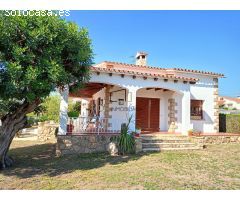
xmin=0 ymin=11 xmax=93 ymax=118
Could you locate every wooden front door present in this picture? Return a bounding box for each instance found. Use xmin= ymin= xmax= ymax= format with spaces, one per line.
xmin=136 ymin=97 xmax=160 ymax=131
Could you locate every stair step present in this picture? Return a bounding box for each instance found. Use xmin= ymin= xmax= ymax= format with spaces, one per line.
xmin=19 ymin=128 xmax=38 ymax=136
xmin=17 ymin=134 xmax=36 ymax=138
xmin=19 ymin=132 xmax=36 ymax=135
xmin=23 ymin=130 xmax=37 ymax=132
xmin=142 ymin=146 xmax=202 ymax=152
xmin=142 ymin=139 xmax=191 ymax=143
xmin=139 ymin=134 xmax=201 ymax=152
xmin=142 ymin=142 xmax=196 ymax=145
xmin=14 ymin=136 xmax=38 ymax=141
xmin=142 ymin=143 xmax=197 ymax=148
xmin=141 ymin=136 xmax=189 ymax=140
xmin=22 ymin=129 xmax=38 ymax=133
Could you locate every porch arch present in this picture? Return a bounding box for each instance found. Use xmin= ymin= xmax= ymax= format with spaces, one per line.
xmin=89 ymin=72 xmax=189 ymax=95
xmin=135 ymin=87 xmax=184 ymax=133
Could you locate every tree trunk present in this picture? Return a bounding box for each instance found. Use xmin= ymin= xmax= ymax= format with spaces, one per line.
xmin=0 ymin=100 xmax=39 ymax=169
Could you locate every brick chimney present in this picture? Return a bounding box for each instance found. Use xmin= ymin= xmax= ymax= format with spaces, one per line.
xmin=136 ymin=52 xmax=148 ymax=66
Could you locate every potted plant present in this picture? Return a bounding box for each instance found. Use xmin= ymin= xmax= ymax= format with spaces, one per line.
xmin=135 ymin=126 xmax=141 ymax=137
xmin=188 ymin=129 xmax=194 ymax=136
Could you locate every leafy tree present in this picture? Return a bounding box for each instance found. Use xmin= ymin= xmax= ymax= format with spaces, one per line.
xmin=36 ymin=94 xmax=61 ymax=122
xmin=28 ymin=95 xmax=81 ymax=122
xmin=0 ymin=11 xmax=93 ymax=168
xmin=68 ymin=99 xmax=81 ymax=118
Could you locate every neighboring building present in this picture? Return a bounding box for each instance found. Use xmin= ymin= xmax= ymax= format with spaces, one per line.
xmin=58 ymin=52 xmax=224 ymax=135
xmin=218 ymin=96 xmax=240 ymax=111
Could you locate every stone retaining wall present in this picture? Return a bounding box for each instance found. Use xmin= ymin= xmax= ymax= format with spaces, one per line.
xmin=38 ymin=121 xmax=58 ymax=141
xmin=56 ymin=134 xmax=119 ymax=156
xmin=190 ymin=135 xmax=240 ymax=146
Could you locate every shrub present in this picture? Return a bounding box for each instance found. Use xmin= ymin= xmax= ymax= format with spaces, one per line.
xmin=68 ymin=100 xmax=81 ymax=118
xmin=219 ymin=114 xmax=240 ymax=133
xmin=118 ymin=116 xmax=135 ymax=155
xmin=68 ymin=111 xmax=80 ymax=118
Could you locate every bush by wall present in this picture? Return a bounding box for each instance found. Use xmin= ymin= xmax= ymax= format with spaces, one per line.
xmin=219 ymin=114 xmax=240 ymax=133
xmin=27 ymin=95 xmax=81 ymax=123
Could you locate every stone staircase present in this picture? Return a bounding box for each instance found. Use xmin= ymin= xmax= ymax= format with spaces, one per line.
xmin=140 ymin=134 xmax=203 ymax=152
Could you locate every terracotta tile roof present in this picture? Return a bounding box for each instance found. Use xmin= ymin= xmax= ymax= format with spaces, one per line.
xmin=91 ymin=62 xmax=199 ymax=82
xmin=93 ymin=61 xmax=224 ymax=78
xmin=171 ymin=68 xmax=224 ymax=77
xmin=91 ymin=61 xmax=224 ymax=82
xmin=221 ymin=96 xmax=240 ymax=104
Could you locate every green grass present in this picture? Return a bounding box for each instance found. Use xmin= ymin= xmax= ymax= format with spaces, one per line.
xmin=0 ymin=140 xmax=240 ymax=189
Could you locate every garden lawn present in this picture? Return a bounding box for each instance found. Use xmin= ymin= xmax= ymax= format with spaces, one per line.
xmin=0 ymin=139 xmax=240 ymax=189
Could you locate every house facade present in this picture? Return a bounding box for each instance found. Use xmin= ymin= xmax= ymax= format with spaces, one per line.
xmin=58 ymin=52 xmax=224 ymax=136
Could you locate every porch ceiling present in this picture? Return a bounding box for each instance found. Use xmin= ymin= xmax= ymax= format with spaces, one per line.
xmin=69 ymin=83 xmax=108 ymax=98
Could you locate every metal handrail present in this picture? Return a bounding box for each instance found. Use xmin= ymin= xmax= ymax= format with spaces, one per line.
xmin=67 ymin=116 xmax=119 ymax=134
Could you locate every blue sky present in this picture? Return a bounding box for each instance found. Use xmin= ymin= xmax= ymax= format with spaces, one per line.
xmin=66 ymin=11 xmax=240 ymax=97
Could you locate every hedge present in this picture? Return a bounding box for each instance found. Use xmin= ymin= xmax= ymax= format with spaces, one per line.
xmin=219 ymin=114 xmax=240 ymax=133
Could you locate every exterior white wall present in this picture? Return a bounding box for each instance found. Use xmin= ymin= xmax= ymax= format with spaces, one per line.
xmin=109 ymin=86 xmax=128 ymax=131
xmin=92 ymin=86 xmax=128 ymax=131
xmin=168 ymin=72 xmax=217 ymax=133
xmin=189 ymin=76 xmax=216 ymax=133
xmin=80 ymin=98 xmax=90 ymax=117
xmin=86 ymin=71 xmax=217 ymax=134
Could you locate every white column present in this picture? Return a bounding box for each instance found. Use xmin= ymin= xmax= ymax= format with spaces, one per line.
xmin=127 ymin=87 xmax=138 ymax=133
xmin=58 ymin=85 xmax=69 ymax=135
xmin=80 ymin=99 xmax=89 ymax=117
xmin=181 ymin=90 xmax=192 ymax=135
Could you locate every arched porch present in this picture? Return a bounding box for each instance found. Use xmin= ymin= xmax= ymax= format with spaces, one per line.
xmin=135 ymin=87 xmax=184 ymax=134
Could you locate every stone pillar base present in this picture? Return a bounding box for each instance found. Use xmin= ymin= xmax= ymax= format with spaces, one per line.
xmin=135 ymin=137 xmax=142 ymax=153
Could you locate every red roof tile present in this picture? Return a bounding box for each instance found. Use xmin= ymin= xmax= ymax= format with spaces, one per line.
xmin=90 ymin=66 xmax=199 ymax=82
xmin=172 ymin=68 xmax=224 ymax=77
xmin=221 ymin=96 xmax=240 ymax=104
xmin=93 ymin=61 xmax=224 ymax=78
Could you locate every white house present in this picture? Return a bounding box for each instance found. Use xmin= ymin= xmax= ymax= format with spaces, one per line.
xmin=218 ymin=96 xmax=240 ymax=110
xmin=58 ymin=52 xmax=224 ymax=136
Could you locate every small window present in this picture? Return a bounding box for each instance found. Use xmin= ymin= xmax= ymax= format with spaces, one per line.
xmin=191 ymin=100 xmax=203 ymax=120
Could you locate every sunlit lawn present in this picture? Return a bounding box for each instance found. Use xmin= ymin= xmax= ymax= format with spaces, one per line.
xmin=0 ymin=139 xmax=239 ymax=189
